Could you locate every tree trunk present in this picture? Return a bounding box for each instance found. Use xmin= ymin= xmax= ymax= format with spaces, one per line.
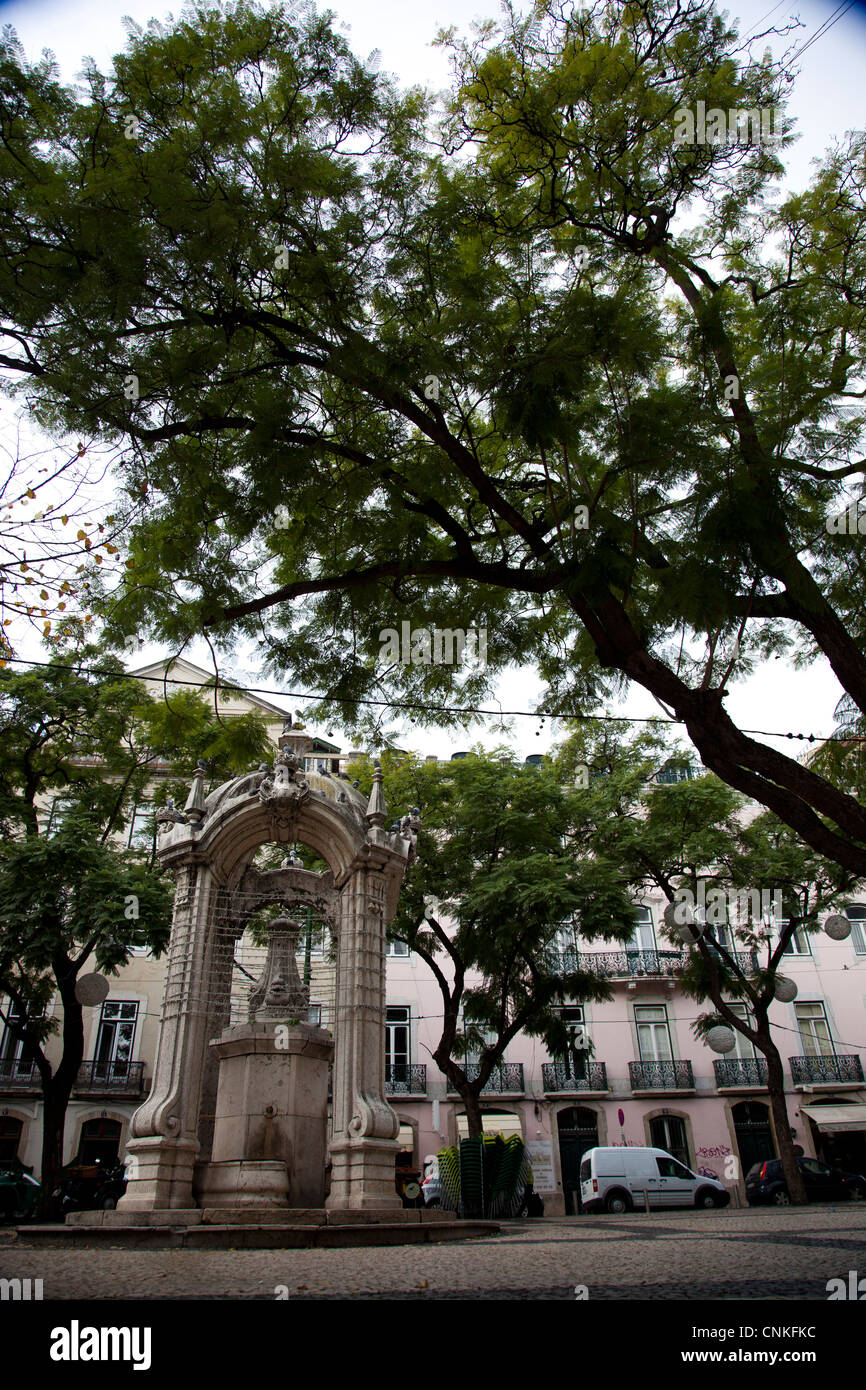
xmin=39 ymin=1083 xmax=72 ymax=1221
xmin=463 ymin=1088 xmax=484 ymax=1141
xmin=760 ymin=1035 xmax=809 ymax=1206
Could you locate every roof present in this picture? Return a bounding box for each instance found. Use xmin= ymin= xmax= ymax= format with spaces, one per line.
xmin=127 ymin=656 xmax=293 ymax=721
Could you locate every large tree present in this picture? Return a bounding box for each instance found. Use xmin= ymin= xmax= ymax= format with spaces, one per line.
xmin=1 ymin=2 xmax=865 ymax=877
xmin=0 ymin=643 xmax=271 ymax=1212
xmin=353 ymin=748 xmax=638 ymax=1139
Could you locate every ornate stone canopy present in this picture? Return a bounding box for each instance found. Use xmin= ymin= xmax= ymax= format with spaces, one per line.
xmin=119 ymin=739 xmax=417 ymax=1214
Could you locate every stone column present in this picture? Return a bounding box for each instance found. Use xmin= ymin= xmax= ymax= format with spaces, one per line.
xmin=118 ymin=859 xmax=216 ymax=1211
xmin=326 ymin=857 xmax=401 ymax=1211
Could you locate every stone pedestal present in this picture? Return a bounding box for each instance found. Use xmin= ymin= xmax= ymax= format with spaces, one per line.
xmin=196 ymin=1020 xmax=333 ymax=1208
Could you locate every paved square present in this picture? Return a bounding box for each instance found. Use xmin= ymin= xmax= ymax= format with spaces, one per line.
xmin=4 ymin=1205 xmax=866 ymax=1299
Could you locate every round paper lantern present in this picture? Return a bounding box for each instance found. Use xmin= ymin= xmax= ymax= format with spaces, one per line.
xmin=773 ymin=975 xmax=798 ymax=1003
xmin=706 ymin=1025 xmax=737 ymax=1054
xmin=75 ymin=972 xmax=110 ymax=1006
xmin=663 ymin=900 xmax=702 ymax=944
xmin=824 ymin=913 xmax=851 ymax=941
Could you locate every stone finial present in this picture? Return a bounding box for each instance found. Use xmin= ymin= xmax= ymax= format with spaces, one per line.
xmin=184 ymin=760 xmax=208 ymax=826
xmin=365 ymin=764 xmax=387 ymax=828
xmin=247 ymin=916 xmax=309 ymax=1021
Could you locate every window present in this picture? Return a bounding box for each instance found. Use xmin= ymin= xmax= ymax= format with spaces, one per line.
xmin=386 ymin=939 xmax=409 ymax=957
xmin=635 ymin=1005 xmax=673 ymax=1061
xmin=627 ymin=907 xmax=656 ymax=954
xmin=127 ymin=801 xmax=155 ymax=850
xmin=554 ymin=1006 xmax=587 ymax=1081
xmin=657 ymin=1156 xmax=693 ymax=1179
xmin=795 ymin=1002 xmax=833 ymax=1057
xmin=94 ymin=1001 xmax=139 ymax=1079
xmin=0 ymin=1116 xmax=23 ymax=1163
xmin=0 ymin=1000 xmax=43 ymax=1077
xmin=655 ymin=762 xmax=696 ymax=784
xmin=724 ymin=1003 xmax=757 ymax=1060
xmin=385 ymin=1006 xmax=411 ymax=1074
xmin=650 ymin=1115 xmax=690 ymax=1168
xmin=307 ymin=1004 xmax=323 ymax=1027
xmin=778 ymin=921 xmax=812 ymax=956
xmin=846 ymin=906 xmax=866 ymax=956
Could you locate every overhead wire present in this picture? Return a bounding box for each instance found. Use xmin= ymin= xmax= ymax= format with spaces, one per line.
xmin=0 ymin=654 xmax=858 ymax=744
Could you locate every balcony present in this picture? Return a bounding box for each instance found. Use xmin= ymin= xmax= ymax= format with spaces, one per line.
xmin=0 ymin=1060 xmax=39 ymax=1094
xmin=73 ymin=1061 xmax=146 ymax=1097
xmin=706 ymin=948 xmax=759 ymax=974
xmin=790 ymin=1055 xmax=864 ymax=1088
xmin=629 ymin=1060 xmax=695 ymax=1093
xmin=448 ymin=1063 xmax=525 ymax=1095
xmin=556 ymin=948 xmax=683 ymax=981
xmin=713 ymin=1057 xmax=768 ymax=1091
xmin=542 ymin=1061 xmax=608 ymax=1094
xmin=385 ymin=1063 xmax=427 ymax=1096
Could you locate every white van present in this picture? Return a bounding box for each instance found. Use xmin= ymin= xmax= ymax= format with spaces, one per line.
xmin=579 ymin=1146 xmax=730 ymax=1213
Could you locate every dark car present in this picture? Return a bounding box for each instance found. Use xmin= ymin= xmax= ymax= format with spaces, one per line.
xmin=0 ymin=1160 xmax=41 ymax=1223
xmin=746 ymin=1156 xmax=866 ymax=1206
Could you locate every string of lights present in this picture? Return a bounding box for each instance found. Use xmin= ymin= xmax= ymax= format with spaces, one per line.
xmin=1 ymin=654 xmax=859 ymax=745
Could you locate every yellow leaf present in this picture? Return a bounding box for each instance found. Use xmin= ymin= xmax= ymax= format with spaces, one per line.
xmin=26 ymin=488 xmax=35 ymax=498
xmin=77 ymin=530 xmax=87 ymax=540
xmin=40 ymin=589 xmax=49 ymax=600
xmin=57 ymin=602 xmax=66 ymax=612
xmin=61 ymin=515 xmax=68 ymax=525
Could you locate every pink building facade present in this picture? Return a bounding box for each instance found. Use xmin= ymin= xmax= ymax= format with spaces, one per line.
xmin=384 ymin=891 xmax=866 ymax=1214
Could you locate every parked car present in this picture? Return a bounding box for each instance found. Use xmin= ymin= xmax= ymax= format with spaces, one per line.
xmin=421 ymin=1169 xmax=442 ymax=1207
xmin=53 ymin=1160 xmax=127 ymax=1214
xmin=0 ymin=1160 xmax=41 ymax=1223
xmin=580 ymin=1146 xmax=730 ymax=1213
xmin=745 ymin=1156 xmax=866 ymax=1206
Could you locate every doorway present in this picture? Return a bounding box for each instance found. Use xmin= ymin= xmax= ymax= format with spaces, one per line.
xmin=557 ymin=1106 xmax=599 ymax=1214
xmin=732 ymin=1100 xmax=776 ymax=1177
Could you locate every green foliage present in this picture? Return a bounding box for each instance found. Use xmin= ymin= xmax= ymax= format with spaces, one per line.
xmin=0 ymin=1 xmax=864 ymax=877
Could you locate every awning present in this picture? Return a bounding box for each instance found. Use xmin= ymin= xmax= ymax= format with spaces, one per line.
xmin=801 ymin=1104 xmax=866 ymax=1133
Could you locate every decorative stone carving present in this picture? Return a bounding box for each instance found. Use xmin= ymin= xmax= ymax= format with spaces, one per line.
xmin=117 ymin=743 xmax=414 ymax=1218
xmin=247 ymin=917 xmax=309 ymax=1021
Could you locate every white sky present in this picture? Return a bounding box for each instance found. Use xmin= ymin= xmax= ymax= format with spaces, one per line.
xmin=0 ymin=0 xmax=863 ymax=758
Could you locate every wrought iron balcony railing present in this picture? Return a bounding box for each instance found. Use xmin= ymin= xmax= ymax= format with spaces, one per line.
xmin=713 ymin=1057 xmax=768 ymax=1088
xmin=629 ymin=1060 xmax=695 ymax=1091
xmin=555 ymin=948 xmax=684 ymax=979
xmin=447 ymin=1063 xmax=525 ymax=1094
xmin=0 ymin=1059 xmax=38 ymax=1091
xmin=385 ymin=1063 xmax=427 ymax=1096
xmin=706 ymin=948 xmax=759 ymax=974
xmin=542 ymin=1061 xmax=608 ymax=1093
xmin=73 ymin=1060 xmax=146 ymax=1095
xmin=790 ymin=1055 xmax=864 ymax=1085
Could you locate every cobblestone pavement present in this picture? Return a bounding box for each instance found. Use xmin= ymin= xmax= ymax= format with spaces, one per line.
xmin=4 ymin=1206 xmax=866 ymax=1300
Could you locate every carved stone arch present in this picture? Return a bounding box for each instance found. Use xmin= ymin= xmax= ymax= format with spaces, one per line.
xmin=118 ymin=740 xmax=416 ymax=1214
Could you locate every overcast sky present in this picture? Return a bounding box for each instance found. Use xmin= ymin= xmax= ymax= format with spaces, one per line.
xmin=1 ymin=0 xmax=863 ymax=758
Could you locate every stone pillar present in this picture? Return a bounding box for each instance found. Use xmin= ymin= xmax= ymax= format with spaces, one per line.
xmin=327 ymin=857 xmax=401 ymax=1211
xmin=119 ymin=861 xmax=216 ymax=1211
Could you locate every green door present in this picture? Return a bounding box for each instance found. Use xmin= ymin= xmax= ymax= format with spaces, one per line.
xmin=557 ymin=1107 xmax=599 ymax=1214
